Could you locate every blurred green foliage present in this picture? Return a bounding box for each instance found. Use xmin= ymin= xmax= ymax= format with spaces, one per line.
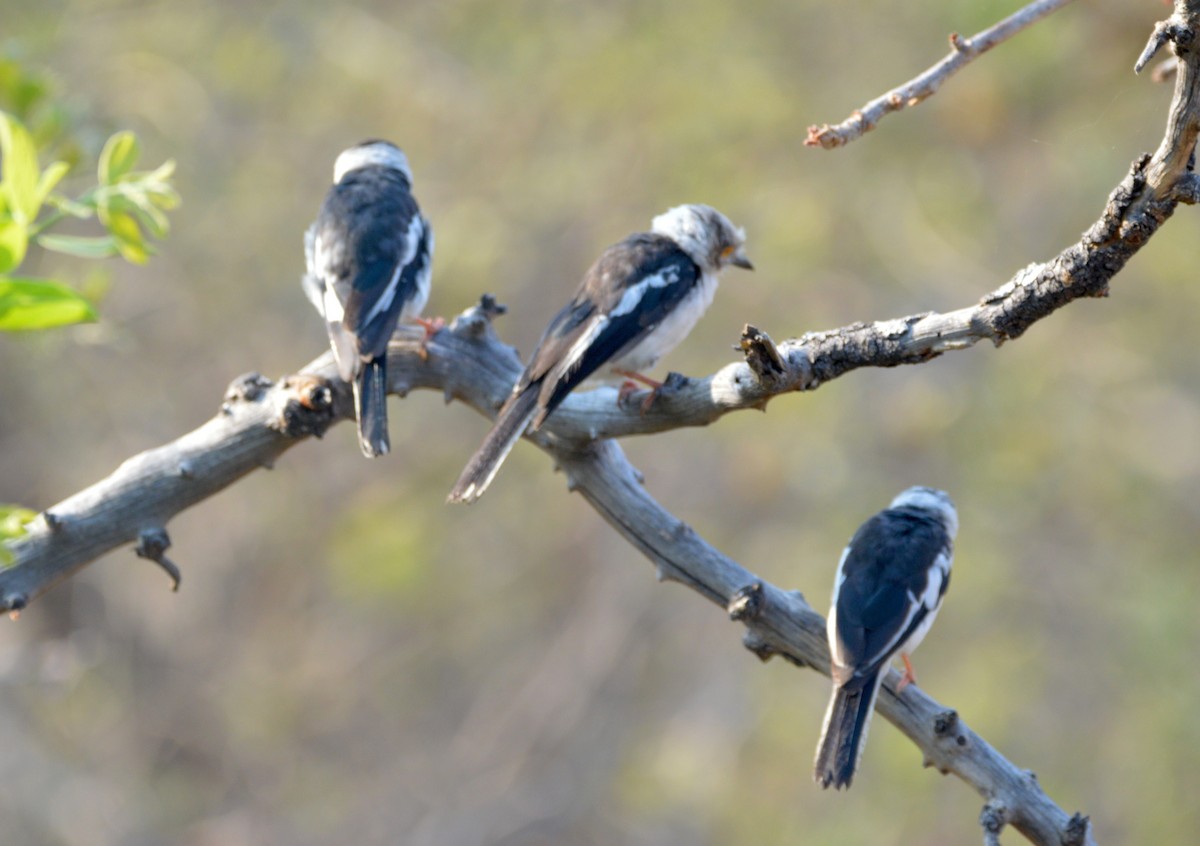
xmin=0 ymin=109 xmax=179 ymax=331
xmin=1 ymin=57 xmax=180 ymax=332
xmin=0 ymin=2 xmax=1196 ymax=845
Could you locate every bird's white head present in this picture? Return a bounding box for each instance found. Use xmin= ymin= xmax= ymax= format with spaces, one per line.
xmin=333 ymin=139 xmax=413 ymax=184
xmin=651 ymin=204 xmax=753 ymax=274
xmin=890 ymin=486 xmax=958 ymax=539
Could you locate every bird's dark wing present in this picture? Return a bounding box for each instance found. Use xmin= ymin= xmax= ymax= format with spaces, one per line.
xmin=519 ymin=232 xmax=701 ymax=417
xmin=312 ymin=167 xmax=428 ymax=360
xmin=832 ymin=510 xmax=951 ymax=680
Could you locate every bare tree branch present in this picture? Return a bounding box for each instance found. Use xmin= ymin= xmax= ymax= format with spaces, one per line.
xmin=466 ymin=152 xmax=1182 ymax=447
xmin=806 ymin=0 xmax=1077 ymax=150
xmin=3 ymin=4 xmax=1199 ymax=843
xmin=0 ymin=306 xmax=1097 ymax=846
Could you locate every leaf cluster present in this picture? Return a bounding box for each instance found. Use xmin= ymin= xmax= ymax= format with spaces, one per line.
xmin=1 ymin=113 xmax=179 ymax=331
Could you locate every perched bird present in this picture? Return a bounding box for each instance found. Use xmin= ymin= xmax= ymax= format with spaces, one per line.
xmin=447 ymin=203 xmax=752 ymax=504
xmin=814 ymin=486 xmax=958 ymax=790
xmin=303 ymin=139 xmax=434 ymax=457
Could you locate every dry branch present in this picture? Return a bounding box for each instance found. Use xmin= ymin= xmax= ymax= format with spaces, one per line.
xmin=806 ymin=0 xmax=1077 ymax=149
xmin=0 ymin=309 xmax=1096 ymax=846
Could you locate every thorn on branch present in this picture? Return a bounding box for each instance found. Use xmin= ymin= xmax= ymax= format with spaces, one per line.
xmin=979 ymin=800 xmax=1008 ymax=846
xmin=1135 ymin=19 xmax=1191 ymax=75
xmin=727 ymin=581 xmax=765 ymax=621
xmin=1063 ymin=812 xmax=1091 ymax=846
xmin=41 ymin=511 xmax=63 ymax=533
xmin=450 ymin=293 xmax=509 ymax=339
xmin=273 ymin=374 xmax=336 ymax=439
xmin=135 ymin=527 xmax=182 ymax=592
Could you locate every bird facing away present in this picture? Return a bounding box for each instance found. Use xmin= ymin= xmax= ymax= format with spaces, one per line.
xmin=303 ymin=140 xmax=434 ymax=458
xmin=447 ymin=203 xmax=752 ymax=504
xmin=813 ymin=486 xmax=958 ymax=790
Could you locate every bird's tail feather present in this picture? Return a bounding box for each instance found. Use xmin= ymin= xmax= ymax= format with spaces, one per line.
xmin=354 ymin=358 xmax=390 ymax=458
xmin=447 ymin=387 xmax=539 ymax=503
xmin=813 ymin=670 xmax=883 ymax=790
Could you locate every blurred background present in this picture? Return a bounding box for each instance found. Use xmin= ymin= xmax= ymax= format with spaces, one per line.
xmin=1 ymin=0 xmax=1196 ymax=843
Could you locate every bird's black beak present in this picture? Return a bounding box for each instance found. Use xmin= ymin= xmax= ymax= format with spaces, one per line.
xmin=730 ymin=249 xmax=754 ymax=271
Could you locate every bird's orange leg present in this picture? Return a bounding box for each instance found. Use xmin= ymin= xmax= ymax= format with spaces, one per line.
xmin=896 ymin=654 xmax=917 ymax=693
xmin=614 ymin=369 xmax=663 ymax=414
xmin=413 ymin=316 xmax=446 ymax=361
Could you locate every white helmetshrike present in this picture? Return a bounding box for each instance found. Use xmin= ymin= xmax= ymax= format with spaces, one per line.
xmin=303 ymin=139 xmax=434 ymax=458
xmin=447 ymin=203 xmax=752 ymax=503
xmin=814 ymin=486 xmax=958 ymax=790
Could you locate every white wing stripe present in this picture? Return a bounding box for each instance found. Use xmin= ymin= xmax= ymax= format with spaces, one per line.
xmin=851 ymin=548 xmax=950 ymax=672
xmin=608 ymin=267 xmax=679 ymax=317
xmin=363 ymin=215 xmax=426 ymax=326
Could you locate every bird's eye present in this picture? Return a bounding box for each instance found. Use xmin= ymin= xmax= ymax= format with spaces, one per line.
xmin=720 ymin=245 xmax=735 ymax=259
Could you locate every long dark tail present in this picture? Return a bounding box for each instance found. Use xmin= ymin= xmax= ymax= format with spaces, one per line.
xmin=447 ymin=386 xmax=539 ymax=503
xmin=353 ymin=358 xmax=390 ymax=458
xmin=813 ymin=670 xmax=883 ymax=790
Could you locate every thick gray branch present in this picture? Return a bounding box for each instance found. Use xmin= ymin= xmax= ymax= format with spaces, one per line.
xmin=0 ymin=372 xmax=340 ymax=609
xmin=0 ymin=309 xmax=1095 ymax=844
xmin=806 ymin=0 xmax=1078 ymax=150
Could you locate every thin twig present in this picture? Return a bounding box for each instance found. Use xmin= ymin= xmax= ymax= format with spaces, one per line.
xmin=806 ymin=0 xmax=1077 ymax=149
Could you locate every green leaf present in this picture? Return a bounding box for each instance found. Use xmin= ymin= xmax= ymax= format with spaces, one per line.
xmin=45 ymin=193 xmax=95 ymax=219
xmin=36 ymin=233 xmax=119 ymax=260
xmin=135 ymin=207 xmax=168 ymax=240
xmin=98 ymin=131 xmax=139 ymax=185
xmin=0 ymin=276 xmax=97 ymax=330
xmin=0 ymin=219 xmax=28 ymax=273
xmin=0 ymin=111 xmax=41 ymax=222
xmin=103 ymin=209 xmax=151 ymax=264
xmin=34 ymin=159 xmax=69 ymax=208
xmin=145 ymin=159 xmax=176 ymax=185
xmin=0 ymin=505 xmax=37 ymax=566
xmin=97 ymin=193 xmax=153 ymax=264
